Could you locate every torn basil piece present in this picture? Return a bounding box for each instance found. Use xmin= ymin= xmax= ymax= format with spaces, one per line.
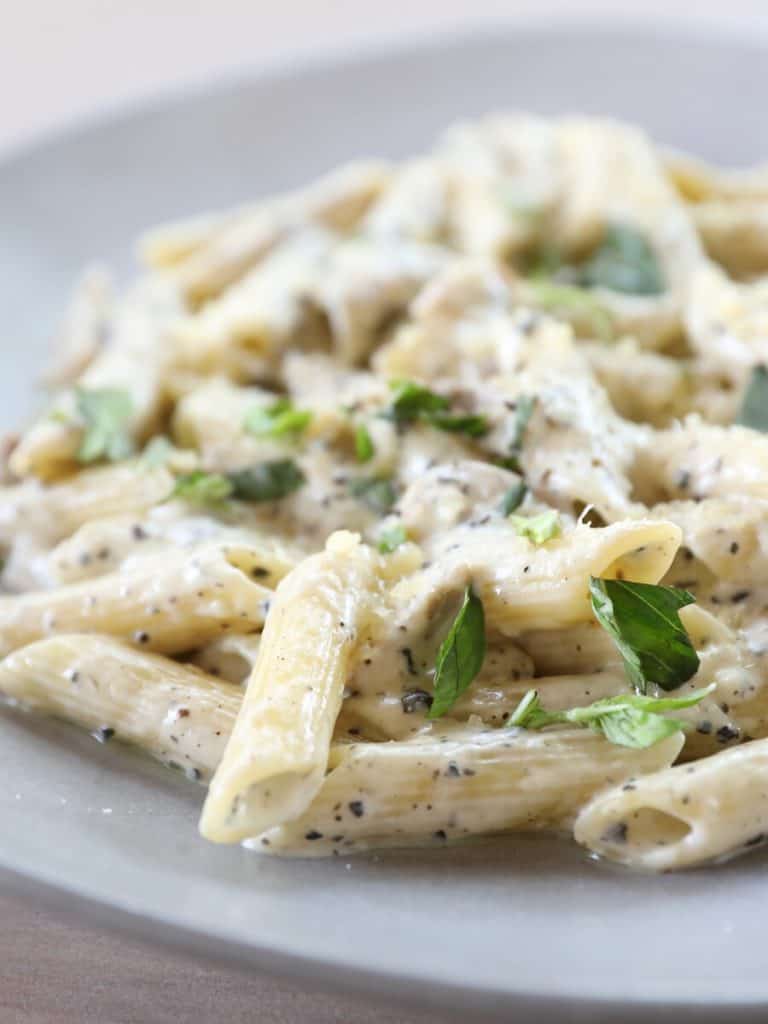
xmin=428 ymin=586 xmax=486 ymax=719
xmin=589 ymin=577 xmax=700 ymax=694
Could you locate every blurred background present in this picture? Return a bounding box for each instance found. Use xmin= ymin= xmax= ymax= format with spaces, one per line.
xmin=2 ymin=0 xmax=767 ymax=155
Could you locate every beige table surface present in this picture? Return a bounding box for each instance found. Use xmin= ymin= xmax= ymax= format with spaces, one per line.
xmin=1 ymin=2 xmax=767 ymax=1021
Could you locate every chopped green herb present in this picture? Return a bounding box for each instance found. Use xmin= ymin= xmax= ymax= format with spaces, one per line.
xmin=509 ymin=395 xmax=536 ymax=450
xmin=509 ymin=509 xmax=561 ymax=544
xmin=244 ymin=399 xmax=312 ymax=439
xmin=386 ymin=380 xmax=487 ymax=437
xmin=387 ymin=380 xmax=450 ymax=423
xmin=589 ymin=577 xmax=700 ymax=694
xmin=168 ymin=471 xmax=233 ymax=505
xmin=428 ymin=586 xmax=486 ymax=719
xmin=577 ymin=223 xmax=665 ymax=296
xmin=508 ymin=684 xmax=715 ymax=749
xmin=501 ymin=394 xmax=537 ymax=471
xmin=428 ymin=412 xmax=489 ymax=437
xmin=377 ymin=524 xmax=407 ymax=553
xmin=354 ymin=423 xmax=375 ymax=462
xmin=527 ymin=281 xmax=614 ymax=341
xmin=167 ymin=460 xmax=304 ymax=506
xmin=227 ymin=460 xmax=305 ymax=502
xmin=139 ymin=436 xmax=174 ymax=469
xmin=736 ymin=365 xmax=768 ymax=433
xmin=499 ymin=480 xmax=528 ymax=516
xmin=75 ymin=387 xmax=134 ymax=464
xmin=349 ymin=476 xmax=396 ymax=514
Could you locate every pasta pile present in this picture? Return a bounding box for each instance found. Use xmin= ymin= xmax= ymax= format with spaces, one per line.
xmin=3 ymin=115 xmax=768 ymax=870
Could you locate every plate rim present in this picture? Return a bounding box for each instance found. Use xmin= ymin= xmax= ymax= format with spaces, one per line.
xmin=4 ymin=16 xmax=768 ymax=1017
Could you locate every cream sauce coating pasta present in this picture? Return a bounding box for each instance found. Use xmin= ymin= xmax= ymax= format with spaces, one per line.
xmin=3 ymin=113 xmax=768 ymax=870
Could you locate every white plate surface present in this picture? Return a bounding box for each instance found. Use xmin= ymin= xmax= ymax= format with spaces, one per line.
xmin=2 ymin=21 xmax=768 ymax=1021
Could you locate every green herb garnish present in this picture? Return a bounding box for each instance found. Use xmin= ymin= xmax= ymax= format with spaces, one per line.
xmin=167 ymin=460 xmax=304 ymax=506
xmin=428 ymin=586 xmax=486 ymax=719
xmin=349 ymin=476 xmax=396 ymax=514
xmin=577 ymin=223 xmax=665 ymax=296
xmin=377 ymin=524 xmax=407 ymax=554
xmin=386 ymin=380 xmax=488 ymax=438
xmin=501 ymin=394 xmax=537 ymax=472
xmin=508 ymin=684 xmax=715 ymax=749
xmin=428 ymin=412 xmax=489 ymax=437
xmin=244 ymin=399 xmax=312 ymax=439
xmin=589 ymin=577 xmax=700 ymax=694
xmin=354 ymin=423 xmax=375 ymax=462
xmin=736 ymin=365 xmax=768 ymax=433
xmin=499 ymin=480 xmax=528 ymax=516
xmin=168 ymin=471 xmax=233 ymax=504
xmin=75 ymin=387 xmax=134 ymax=464
xmin=527 ymin=281 xmax=613 ymax=341
xmin=509 ymin=509 xmax=561 ymax=544
xmin=387 ymin=380 xmax=450 ymax=423
xmin=227 ymin=460 xmax=305 ymax=501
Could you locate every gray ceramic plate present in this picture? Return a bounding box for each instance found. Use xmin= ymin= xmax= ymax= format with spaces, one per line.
xmin=2 ymin=20 xmax=768 ymax=1022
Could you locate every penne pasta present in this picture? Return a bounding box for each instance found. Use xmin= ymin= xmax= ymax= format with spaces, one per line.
xmin=7 ymin=111 xmax=768 ymax=870
xmin=200 ymin=531 xmax=381 ymax=842
xmin=257 ymin=725 xmax=683 ymax=855
xmin=574 ymin=740 xmax=768 ymax=870
xmin=0 ymin=634 xmax=240 ymax=781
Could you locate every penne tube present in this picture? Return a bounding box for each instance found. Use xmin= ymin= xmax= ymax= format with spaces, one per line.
xmin=0 ymin=634 xmax=239 ymax=781
xmin=0 ymin=542 xmax=272 ymax=658
xmin=189 ymin=633 xmax=263 ymax=685
xmin=47 ymin=511 xmax=302 ymax=586
xmin=200 ymin=531 xmax=380 ymax=843
xmin=0 ymin=463 xmax=175 ymax=550
xmin=255 ymin=724 xmax=683 ymax=856
xmin=10 ymin=278 xmax=183 ymax=481
xmin=574 ymin=739 xmax=768 ymax=870
xmin=399 ymin=519 xmax=682 ymax=635
xmin=164 ymin=162 xmax=390 ymax=305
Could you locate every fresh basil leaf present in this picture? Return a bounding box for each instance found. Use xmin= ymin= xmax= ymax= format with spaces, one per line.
xmin=428 ymin=586 xmax=486 ymax=719
xmin=736 ymin=365 xmax=768 ymax=433
xmin=577 ymin=224 xmax=665 ymax=296
xmin=387 ymin=380 xmax=449 ymax=423
xmin=75 ymin=387 xmax=134 ymax=464
xmin=428 ymin=412 xmax=489 ymax=437
xmin=228 ymin=460 xmax=305 ymax=502
xmin=349 ymin=476 xmax=396 ymax=514
xmin=139 ymin=436 xmax=174 ymax=469
xmin=509 ymin=509 xmax=561 ymax=544
xmin=168 ymin=471 xmax=233 ymax=504
xmin=354 ymin=423 xmax=375 ymax=462
xmin=244 ymin=399 xmax=312 ymax=439
xmin=508 ymin=684 xmax=714 ymax=749
xmin=527 ymin=281 xmax=614 ymax=341
xmin=377 ymin=524 xmax=407 ymax=554
xmin=499 ymin=480 xmax=528 ymax=516
xmin=589 ymin=577 xmax=699 ymax=694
